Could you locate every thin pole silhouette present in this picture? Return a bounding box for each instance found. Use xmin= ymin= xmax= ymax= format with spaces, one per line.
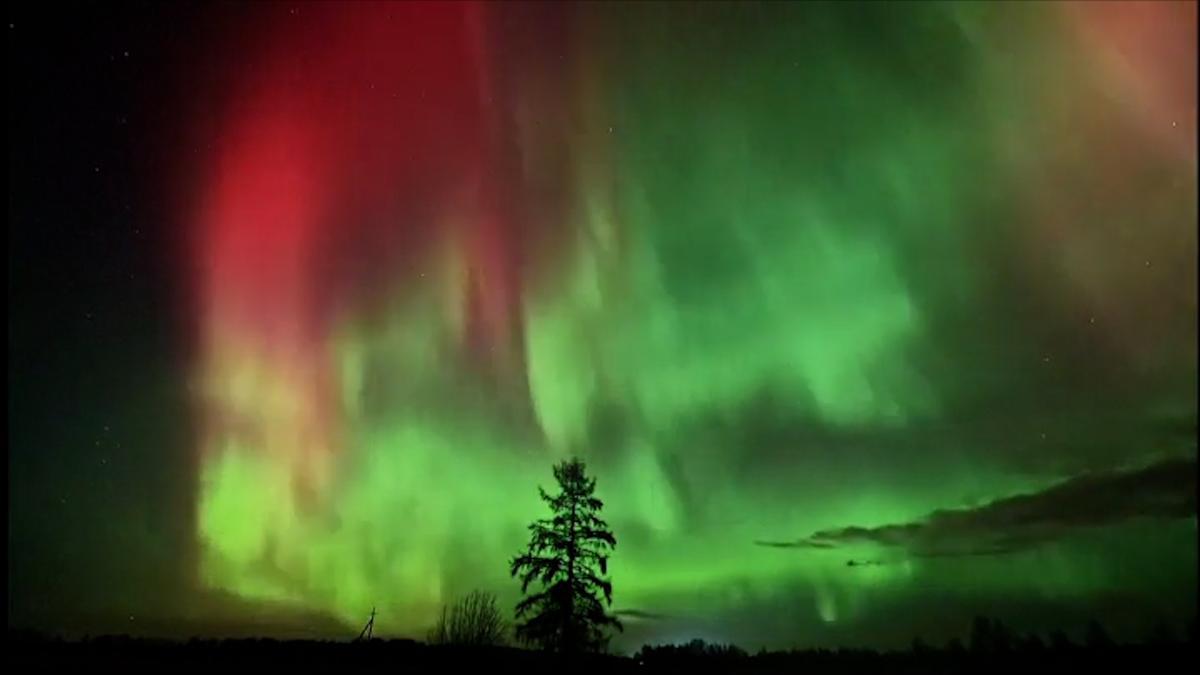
xmin=357 ymin=607 xmax=376 ymax=641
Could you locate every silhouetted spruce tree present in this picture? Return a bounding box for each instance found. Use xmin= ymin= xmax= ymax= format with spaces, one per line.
xmin=510 ymin=458 xmax=622 ymax=652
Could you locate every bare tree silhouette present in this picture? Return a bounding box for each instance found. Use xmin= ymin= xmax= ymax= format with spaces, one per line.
xmin=428 ymin=590 xmax=507 ymax=647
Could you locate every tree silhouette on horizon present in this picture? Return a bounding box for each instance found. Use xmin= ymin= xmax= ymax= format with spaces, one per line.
xmin=428 ymin=590 xmax=507 ymax=647
xmin=510 ymin=458 xmax=622 ymax=653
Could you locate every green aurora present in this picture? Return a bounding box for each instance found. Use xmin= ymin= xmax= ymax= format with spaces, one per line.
xmin=8 ymin=1 xmax=1195 ymax=651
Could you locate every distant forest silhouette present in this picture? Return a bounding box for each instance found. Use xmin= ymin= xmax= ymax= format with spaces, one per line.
xmin=8 ymin=615 xmax=1198 ymax=673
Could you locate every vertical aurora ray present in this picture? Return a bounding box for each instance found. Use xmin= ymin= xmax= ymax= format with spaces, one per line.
xmin=192 ymin=1 xmax=1196 ymax=647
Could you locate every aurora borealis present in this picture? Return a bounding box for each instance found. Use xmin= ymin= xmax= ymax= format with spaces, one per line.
xmin=8 ymin=0 xmax=1197 ymax=652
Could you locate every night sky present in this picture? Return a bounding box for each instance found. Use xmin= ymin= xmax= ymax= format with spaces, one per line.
xmin=8 ymin=0 xmax=1197 ymax=653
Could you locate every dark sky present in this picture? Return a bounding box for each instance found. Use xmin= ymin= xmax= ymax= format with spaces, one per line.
xmin=10 ymin=0 xmax=203 ymax=632
xmin=8 ymin=1 xmax=1198 ymax=652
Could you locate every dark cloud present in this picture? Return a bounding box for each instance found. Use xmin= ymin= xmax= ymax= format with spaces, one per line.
xmin=613 ymin=609 xmax=672 ymax=621
xmin=761 ymin=457 xmax=1197 ymax=557
xmin=754 ymin=539 xmax=837 ymax=550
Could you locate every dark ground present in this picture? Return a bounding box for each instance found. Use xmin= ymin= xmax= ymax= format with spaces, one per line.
xmin=7 ymin=629 xmax=1198 ymax=674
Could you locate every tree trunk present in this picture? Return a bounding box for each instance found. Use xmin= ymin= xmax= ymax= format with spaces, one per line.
xmin=565 ymin=489 xmax=577 ymax=652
